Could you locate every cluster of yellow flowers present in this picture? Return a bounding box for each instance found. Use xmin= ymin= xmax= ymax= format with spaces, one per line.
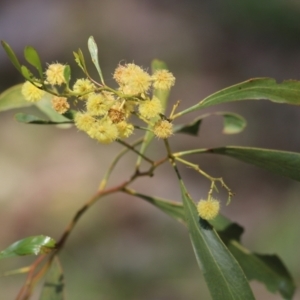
xmin=21 ymin=62 xmax=175 ymax=144
xmin=19 ymin=57 xmax=222 ymax=220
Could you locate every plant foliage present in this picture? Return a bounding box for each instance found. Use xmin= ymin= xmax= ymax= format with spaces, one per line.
xmin=0 ymin=37 xmax=297 ymax=300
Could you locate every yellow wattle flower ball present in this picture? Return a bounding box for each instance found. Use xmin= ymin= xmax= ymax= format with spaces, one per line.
xmin=197 ymin=198 xmax=220 ymax=220
xmin=138 ymin=96 xmax=162 ymax=119
xmin=73 ymin=78 xmax=95 ymax=100
xmin=21 ymin=81 xmax=45 ymax=102
xmin=114 ymin=63 xmax=151 ymax=95
xmin=74 ymin=112 xmax=96 ymax=132
xmin=46 ymin=63 xmax=66 ymax=85
xmin=152 ymin=69 xmax=175 ymax=90
xmin=86 ymin=93 xmax=113 ymax=116
xmin=116 ymin=121 xmax=134 ymax=138
xmin=51 ymin=96 xmax=69 ymax=114
xmin=87 ymin=119 xmax=119 ymax=144
xmin=153 ymin=119 xmax=173 ymax=139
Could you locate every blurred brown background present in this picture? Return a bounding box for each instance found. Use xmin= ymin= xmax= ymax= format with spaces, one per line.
xmin=1 ymin=0 xmax=300 ymax=299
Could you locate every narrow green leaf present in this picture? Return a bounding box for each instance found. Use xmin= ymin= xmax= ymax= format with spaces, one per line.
xmin=24 ymin=46 xmax=43 ymax=79
xmin=217 ymin=112 xmax=246 ymax=134
xmin=180 ymin=181 xmax=255 ymax=300
xmin=1 ymin=40 xmax=22 ymax=72
xmin=0 ymin=235 xmax=56 ymax=259
xmin=87 ymin=36 xmax=104 ymax=84
xmin=131 ymin=192 xmax=295 ymax=299
xmin=177 ymin=78 xmax=300 ymax=116
xmin=0 ymin=84 xmax=33 ymax=112
xmin=228 ymin=245 xmax=295 ymax=299
xmin=15 ymin=113 xmax=72 ymax=125
xmin=208 ymin=146 xmax=300 ymax=181
xmin=40 ymin=256 xmax=65 ymax=300
xmin=125 ymin=190 xmax=186 ymax=224
xmin=129 ymin=191 xmax=241 ymax=235
xmin=214 ymin=222 xmax=295 ymax=299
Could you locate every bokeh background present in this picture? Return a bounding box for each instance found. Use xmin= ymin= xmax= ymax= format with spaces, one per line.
xmin=1 ymin=0 xmax=300 ymax=299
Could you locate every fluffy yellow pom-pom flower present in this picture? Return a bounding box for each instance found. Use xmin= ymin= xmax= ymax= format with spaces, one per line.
xmin=138 ymin=96 xmax=162 ymax=119
xmin=152 ymin=69 xmax=175 ymax=90
xmin=86 ymin=93 xmax=113 ymax=116
xmin=116 ymin=121 xmax=134 ymax=138
xmin=197 ymin=198 xmax=220 ymax=220
xmin=21 ymin=81 xmax=45 ymax=102
xmin=153 ymin=119 xmax=173 ymax=139
xmin=51 ymin=96 xmax=69 ymax=114
xmin=114 ymin=63 xmax=151 ymax=95
xmin=87 ymin=119 xmax=119 ymax=144
xmin=74 ymin=112 xmax=96 ymax=132
xmin=46 ymin=63 xmax=66 ymax=85
xmin=73 ymin=78 xmax=95 ymax=100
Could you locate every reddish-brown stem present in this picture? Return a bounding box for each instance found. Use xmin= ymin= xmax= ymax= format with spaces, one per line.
xmin=15 ymin=255 xmax=47 ymax=300
xmin=14 ymin=154 xmax=168 ymax=300
xmin=55 ymin=180 xmax=130 ymax=251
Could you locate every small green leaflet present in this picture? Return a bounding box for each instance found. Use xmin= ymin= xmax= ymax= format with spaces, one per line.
xmin=88 ymin=36 xmax=104 ymax=84
xmin=73 ymin=49 xmax=87 ymax=73
xmin=24 ymin=46 xmax=43 ymax=79
xmin=0 ymin=235 xmax=56 ymax=259
xmin=1 ymin=40 xmax=21 ymax=72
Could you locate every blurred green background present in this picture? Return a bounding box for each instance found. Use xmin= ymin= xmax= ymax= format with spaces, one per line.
xmin=1 ymin=0 xmax=300 ymax=299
